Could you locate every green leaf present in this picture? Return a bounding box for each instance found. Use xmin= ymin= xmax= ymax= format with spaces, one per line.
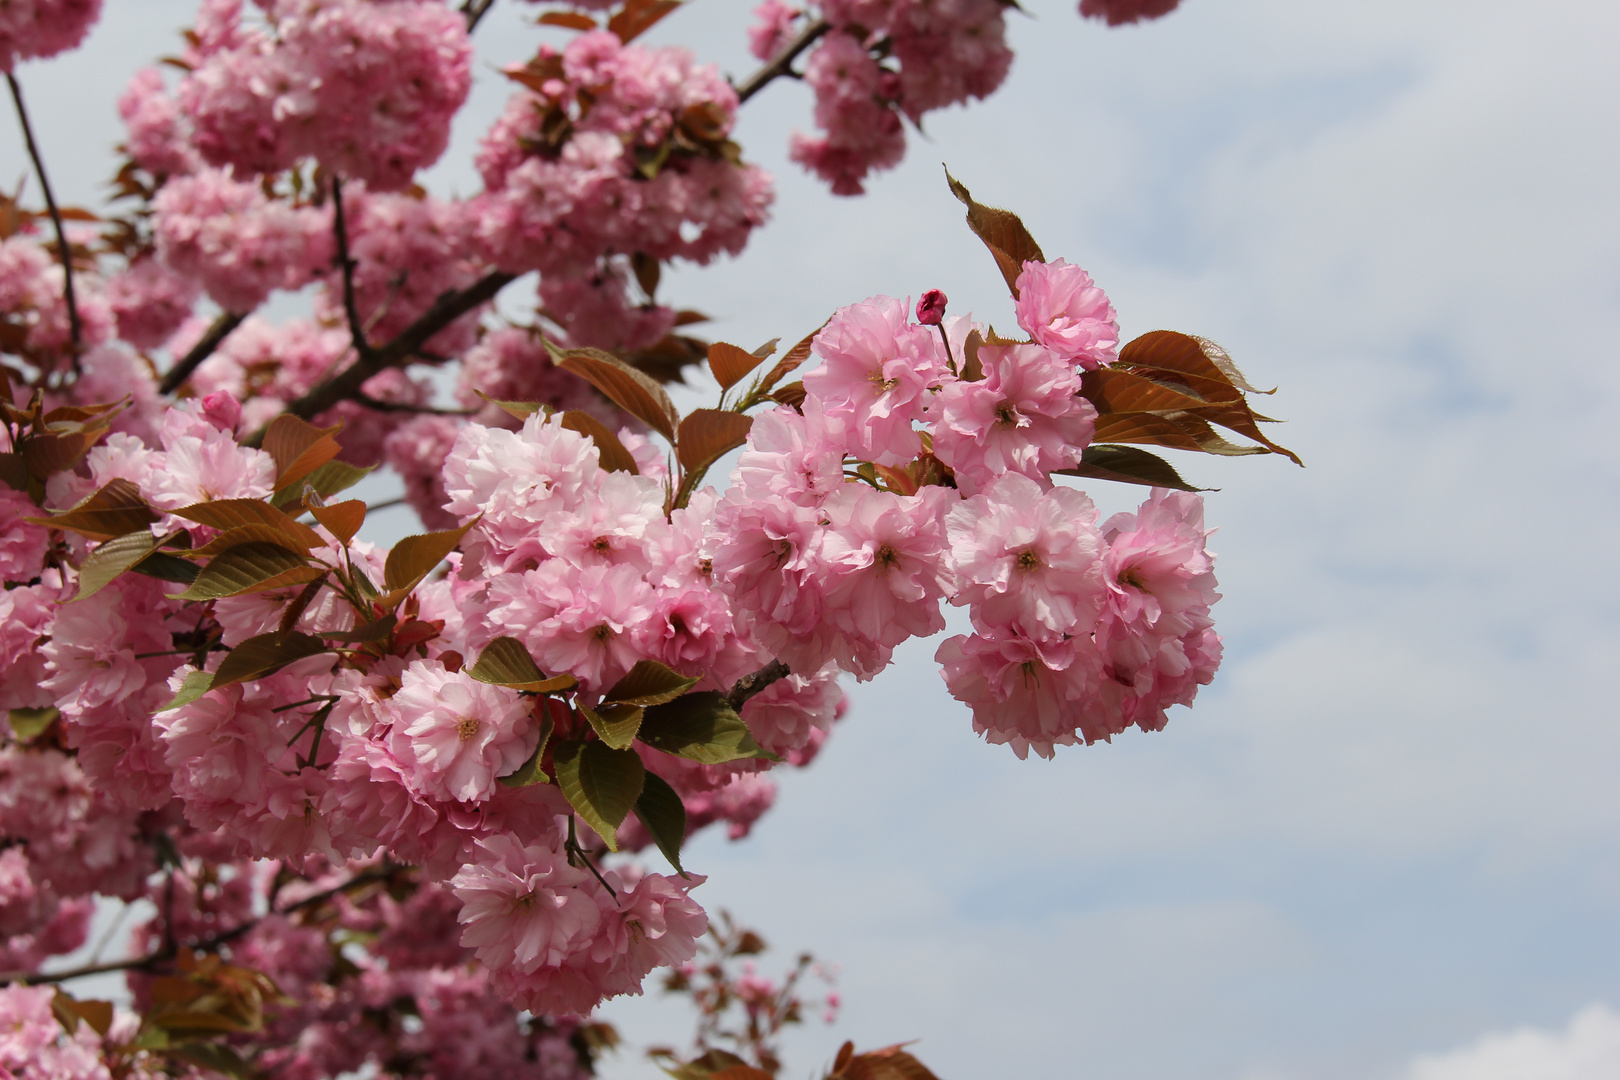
xmin=174 ymin=543 xmax=321 ymax=601
xmin=583 ymin=702 xmax=644 ymax=749
xmin=499 ymin=714 xmax=555 ymax=788
xmin=270 ymin=460 xmax=374 ymax=509
xmin=160 ymin=669 xmax=215 ymax=712
xmin=169 ymin=1042 xmax=252 ymax=1079
xmin=1055 ymin=445 xmax=1209 ymax=493
xmin=554 ymin=740 xmax=646 ymax=851
xmin=30 ymin=478 xmax=158 ymax=541
xmin=7 ymin=706 xmax=58 ymax=742
xmin=315 ymin=614 xmax=397 ymax=644
xmin=211 ymin=632 xmax=330 ymax=689
xmin=130 ymin=552 xmax=202 ymax=585
xmin=605 ymin=659 xmax=702 ymax=707
xmin=637 ymin=692 xmax=777 ymax=764
xmin=633 ymin=771 xmax=687 ymax=873
xmin=381 ymin=521 xmax=474 ymax=601
xmin=466 ymin=637 xmax=579 ymax=693
xmin=74 ymin=529 xmax=162 ymax=600
xmin=169 ymin=499 xmax=324 ymax=549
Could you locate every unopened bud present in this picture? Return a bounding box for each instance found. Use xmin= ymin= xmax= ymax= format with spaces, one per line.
xmin=916 ymin=290 xmax=948 ymax=326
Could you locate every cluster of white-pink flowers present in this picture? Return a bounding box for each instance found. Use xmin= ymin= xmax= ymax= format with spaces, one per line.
xmin=711 ymin=259 xmax=1219 ymax=758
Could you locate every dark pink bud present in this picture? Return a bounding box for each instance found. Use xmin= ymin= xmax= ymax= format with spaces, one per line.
xmin=199 ymin=391 xmax=242 ymax=434
xmin=916 ymin=290 xmax=948 ymax=326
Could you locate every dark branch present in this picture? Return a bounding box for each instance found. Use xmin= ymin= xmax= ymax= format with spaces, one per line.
xmin=329 ymin=176 xmax=374 ymax=363
xmin=7 ymin=73 xmax=82 ymax=362
xmin=462 ymin=0 xmax=497 ymax=31
xmin=158 ymin=310 xmax=246 ymax=394
xmin=6 ymin=864 xmax=398 ymax=986
xmin=733 ymin=18 xmax=831 ymax=104
xmin=245 ymin=268 xmax=516 ymax=445
xmin=351 ymin=393 xmax=476 ymax=416
xmin=727 ymin=659 xmax=792 ymax=711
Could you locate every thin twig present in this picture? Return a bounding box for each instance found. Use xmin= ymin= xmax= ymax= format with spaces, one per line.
xmin=366 ymin=496 xmax=408 ymax=513
xmin=7 ymin=73 xmax=82 ymax=362
xmin=329 ymin=176 xmax=373 ymax=362
xmin=158 ymin=310 xmax=246 ymax=394
xmin=462 ymin=0 xmax=497 ymax=30
xmin=734 ymin=18 xmax=831 ymax=104
xmin=8 ymin=865 xmax=397 ymax=986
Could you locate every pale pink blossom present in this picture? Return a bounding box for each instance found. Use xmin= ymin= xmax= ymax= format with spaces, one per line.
xmin=386 ymin=663 xmax=538 ymax=805
xmin=803 ymin=294 xmax=945 ymax=465
xmin=0 ymin=0 xmax=101 ymax=73
xmin=1013 ymin=259 xmax=1120 ymax=370
xmin=945 ymin=473 xmax=1107 ymax=639
xmin=931 ymin=342 xmax=1097 ymax=494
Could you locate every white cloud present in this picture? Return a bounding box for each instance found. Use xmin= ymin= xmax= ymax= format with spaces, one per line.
xmin=1405 ymin=1006 xmax=1620 ymax=1080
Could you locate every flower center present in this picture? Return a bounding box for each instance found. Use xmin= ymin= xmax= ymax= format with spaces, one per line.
xmin=1118 ymin=568 xmax=1147 ymax=590
xmin=995 ymin=400 xmax=1021 ymax=425
xmin=456 ymin=716 xmax=481 ymax=741
xmin=875 ymin=543 xmax=900 ymax=570
xmin=1015 ymin=548 xmax=1042 ymax=572
xmin=868 ymin=369 xmax=899 ymax=394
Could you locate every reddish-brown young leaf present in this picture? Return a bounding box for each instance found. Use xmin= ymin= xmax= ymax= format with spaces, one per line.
xmin=21 ymin=420 xmax=114 ymax=481
xmin=1091 ymin=411 xmax=1271 ymax=456
xmin=770 ymin=381 xmax=807 ymax=410
xmin=308 ymin=498 xmax=365 ymax=545
xmin=558 ymin=348 xmax=679 ymax=441
xmin=758 ymin=321 xmax=827 ymax=393
xmin=262 ymin=415 xmax=343 ymax=491
xmin=607 ymin=0 xmax=680 ymax=43
xmin=187 ymin=524 xmax=311 ymax=558
xmin=559 ymin=411 xmax=640 ymax=474
xmin=537 ymin=10 xmax=598 ymax=28
xmin=676 ymin=410 xmax=753 ymax=474
xmin=169 ymin=499 xmax=325 ymax=549
xmin=945 ymin=168 xmax=1046 ymax=297
xmin=707 ymin=342 xmax=762 ymax=391
xmin=1081 ymin=367 xmax=1301 ymax=463
xmin=959 ymin=328 xmax=987 ymax=381
xmin=30 ymin=478 xmax=158 ymax=540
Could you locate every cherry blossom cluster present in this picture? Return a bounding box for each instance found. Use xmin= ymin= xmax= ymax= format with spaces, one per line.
xmin=0 ymin=0 xmax=102 ymax=73
xmin=713 ymin=259 xmax=1219 ymax=757
xmin=471 ymin=29 xmax=773 ymax=353
xmin=177 ymin=0 xmax=472 ymax=191
xmin=747 ymin=0 xmax=1185 ymax=194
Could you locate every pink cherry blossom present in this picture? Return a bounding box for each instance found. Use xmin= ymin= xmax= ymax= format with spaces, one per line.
xmin=931 ymin=341 xmax=1097 ymax=494
xmin=945 ymin=472 xmax=1107 ymax=639
xmin=803 ymin=294 xmax=945 ymax=465
xmin=386 ymin=663 xmax=539 ymax=805
xmin=1013 ymin=259 xmax=1120 ymax=370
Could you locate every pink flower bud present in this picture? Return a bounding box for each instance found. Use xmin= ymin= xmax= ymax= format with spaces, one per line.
xmin=916 ymin=289 xmax=948 ymax=326
xmin=199 ymin=391 xmax=242 ymax=434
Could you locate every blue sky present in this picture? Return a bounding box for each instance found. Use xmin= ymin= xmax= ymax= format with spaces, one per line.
xmin=7 ymin=2 xmax=1620 ymax=1077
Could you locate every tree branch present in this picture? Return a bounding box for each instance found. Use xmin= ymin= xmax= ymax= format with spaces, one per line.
xmin=733 ymin=19 xmax=831 ymax=104
xmin=329 ymin=176 xmax=374 ymax=363
xmin=461 ymin=0 xmax=497 ymax=31
xmin=158 ymin=310 xmax=246 ymax=394
xmin=6 ymin=864 xmax=398 ymax=987
xmin=727 ymin=659 xmax=792 ymax=711
xmin=244 ymin=268 xmax=516 ymax=445
xmin=7 ymin=73 xmax=82 ymax=362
